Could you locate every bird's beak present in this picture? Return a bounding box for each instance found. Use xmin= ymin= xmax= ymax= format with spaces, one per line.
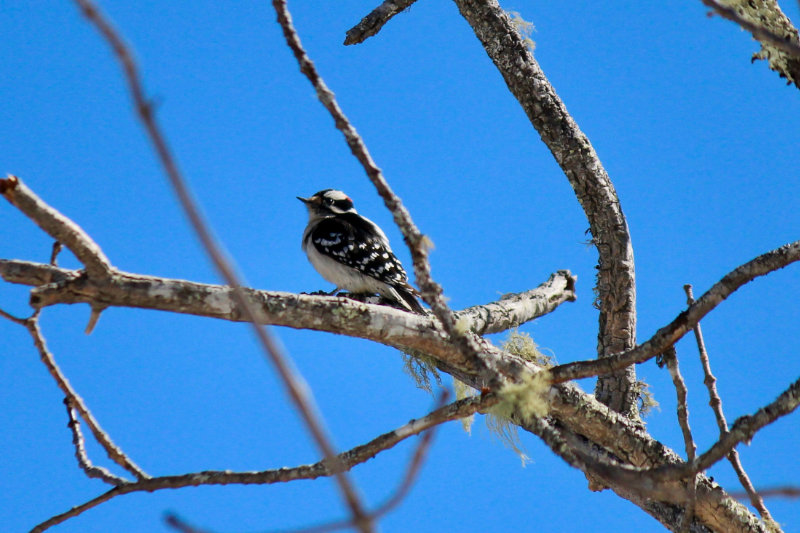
xmin=297 ymin=196 xmax=310 ymax=204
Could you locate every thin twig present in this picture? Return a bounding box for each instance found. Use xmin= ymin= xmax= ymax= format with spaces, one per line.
xmin=271 ymin=0 xmax=492 ymax=390
xmin=0 ymin=176 xmax=112 ymax=278
xmin=69 ymin=0 xmax=371 ymax=529
xmin=25 ymin=315 xmax=149 ymax=480
xmin=253 ymin=392 xmax=451 ymax=533
xmin=659 ymin=347 xmax=697 ymax=532
xmin=685 ymin=284 xmax=777 ymax=527
xmin=164 ymin=514 xmax=212 ymax=533
xmin=649 ymin=374 xmax=800 ymax=483
xmin=34 ymin=394 xmax=492 ymax=533
xmin=64 ymin=398 xmax=128 ymax=485
xmin=0 ymin=306 xmax=26 ymax=325
xmin=549 ymin=239 xmax=800 ymax=383
xmin=49 ymin=241 xmax=62 ymax=266
xmin=344 ymin=0 xmax=419 ymax=45
xmin=730 ymin=486 xmax=800 ymax=500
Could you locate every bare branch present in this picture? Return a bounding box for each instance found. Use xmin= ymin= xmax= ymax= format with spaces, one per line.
xmin=455 ymin=270 xmax=576 ymax=335
xmin=64 ymin=398 xmax=128 ymax=485
xmin=0 ymin=175 xmax=112 ymax=278
xmin=280 ymin=393 xmax=450 ymax=533
xmin=0 ymin=259 xmax=78 ymax=286
xmin=731 ymin=486 xmax=800 ymax=500
xmin=271 ymin=0 xmax=489 ymax=391
xmin=164 ymin=515 xmax=211 ymax=533
xmin=550 ymin=239 xmax=800 ymax=384
xmin=659 ymin=348 xmax=697 ymax=532
xmin=700 ymin=0 xmax=800 ymax=88
xmin=32 ymin=394 xmax=492 ymax=532
xmin=70 ymin=0 xmax=372 ymax=526
xmin=24 ymin=315 xmax=149 ymax=480
xmin=344 ymin=0 xmax=418 ymax=45
xmin=512 ymin=379 xmax=763 ymax=532
xmin=685 ymin=284 xmax=777 ymax=527
xmin=451 ymin=0 xmax=637 ymax=415
xmin=1 ymin=259 xmax=538 ymax=385
xmin=650 ymin=374 xmax=800 ymax=483
xmin=0 ymin=306 xmax=26 ymax=325
xmin=49 ymin=241 xmax=62 ymax=266
xmin=524 ymin=416 xmax=689 ymax=504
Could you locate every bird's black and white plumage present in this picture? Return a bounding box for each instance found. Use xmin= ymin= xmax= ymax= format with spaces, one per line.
xmin=298 ymin=189 xmax=425 ymax=314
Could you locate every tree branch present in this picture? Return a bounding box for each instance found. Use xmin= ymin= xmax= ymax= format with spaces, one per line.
xmin=1 ymin=175 xmax=112 ymax=278
xmin=24 ymin=314 xmax=149 ymax=480
xmin=455 ymin=270 xmax=576 ymax=335
xmin=450 ymin=0 xmax=638 ymax=416
xmin=344 ymin=0 xmax=419 ymax=45
xmin=549 ymin=239 xmax=800 ymax=383
xmin=64 ymin=398 xmax=128 ymax=485
xmin=685 ymin=284 xmax=777 ymax=527
xmin=31 ymin=394 xmax=493 ymax=533
xmin=700 ymin=0 xmax=800 ymax=88
xmin=659 ymin=348 xmax=698 ymax=533
xmin=650 ymin=374 xmax=800 ymax=483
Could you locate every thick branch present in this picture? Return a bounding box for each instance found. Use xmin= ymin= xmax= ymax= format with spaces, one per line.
xmin=32 ymin=394 xmax=492 ymax=532
xmin=2 ymin=259 xmax=555 ymax=383
xmin=451 ymin=0 xmax=637 ymax=415
xmin=344 ymin=0 xmax=419 ymax=45
xmin=1 ymin=176 xmax=112 ymax=278
xmin=456 ymin=270 xmax=576 ymax=335
xmin=550 ymin=239 xmax=800 ymax=383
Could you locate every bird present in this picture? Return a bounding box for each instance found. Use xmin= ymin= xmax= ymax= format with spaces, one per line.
xmin=298 ymin=189 xmax=425 ymax=314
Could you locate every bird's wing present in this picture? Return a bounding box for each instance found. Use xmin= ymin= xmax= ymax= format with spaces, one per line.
xmin=310 ymin=215 xmax=409 ymax=285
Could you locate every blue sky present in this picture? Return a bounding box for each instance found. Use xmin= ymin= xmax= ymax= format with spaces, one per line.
xmin=2 ymin=1 xmax=800 ymax=532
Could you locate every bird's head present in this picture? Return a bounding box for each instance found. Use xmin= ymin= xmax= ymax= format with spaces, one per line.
xmin=297 ymin=189 xmax=356 ymax=219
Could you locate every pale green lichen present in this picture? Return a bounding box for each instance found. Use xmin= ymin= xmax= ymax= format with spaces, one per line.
xmin=634 ymin=379 xmax=659 ymax=417
xmin=401 ymin=350 xmax=442 ymax=393
xmin=331 ymin=303 xmax=363 ymax=322
xmin=454 ymin=316 xmax=472 ymax=335
xmin=482 ymin=331 xmax=554 ymax=464
xmin=486 ymin=369 xmax=552 ymax=467
xmin=502 ymin=330 xmax=554 ymax=367
xmin=485 ymin=410 xmax=530 ymax=466
xmin=507 ymin=10 xmax=536 ymax=52
xmin=490 ymin=370 xmax=552 ymax=422
xmin=453 ymin=377 xmax=479 ymax=434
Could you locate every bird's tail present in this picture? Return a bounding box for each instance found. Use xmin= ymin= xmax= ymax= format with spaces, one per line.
xmin=393 ymin=285 xmax=426 ymax=314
